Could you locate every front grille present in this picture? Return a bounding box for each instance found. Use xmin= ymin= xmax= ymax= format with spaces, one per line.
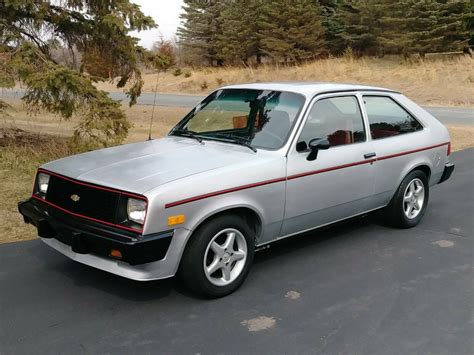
xmin=46 ymin=175 xmax=120 ymax=224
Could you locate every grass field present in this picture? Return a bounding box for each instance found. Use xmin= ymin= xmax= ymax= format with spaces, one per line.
xmin=96 ymin=56 xmax=474 ymax=107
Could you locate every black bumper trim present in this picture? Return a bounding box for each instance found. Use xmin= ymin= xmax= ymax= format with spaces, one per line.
xmin=18 ymin=198 xmax=173 ymax=265
xmin=439 ymin=162 xmax=455 ymax=184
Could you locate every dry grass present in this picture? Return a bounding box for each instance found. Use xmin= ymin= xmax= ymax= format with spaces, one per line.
xmin=96 ymin=56 xmax=474 ymax=107
xmin=447 ymin=125 xmax=474 ymax=152
xmin=0 ymin=129 xmax=72 ymax=243
xmin=0 ymin=98 xmax=190 ymax=143
xmin=0 ymin=99 xmax=473 ymax=244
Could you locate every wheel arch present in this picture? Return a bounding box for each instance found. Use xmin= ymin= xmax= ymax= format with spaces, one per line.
xmin=187 ymin=205 xmax=263 ymax=246
xmin=410 ymin=164 xmax=431 ymax=181
xmin=174 ymin=205 xmax=263 ymax=275
xmin=383 ymin=162 xmax=432 ymax=228
xmin=389 ymin=162 xmax=432 ymax=205
xmin=397 ymin=161 xmax=433 ymax=189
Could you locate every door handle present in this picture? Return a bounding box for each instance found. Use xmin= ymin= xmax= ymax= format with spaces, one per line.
xmin=364 ymin=152 xmax=376 ymax=159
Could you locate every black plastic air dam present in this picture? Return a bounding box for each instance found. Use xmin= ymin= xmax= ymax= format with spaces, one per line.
xmin=18 ymin=198 xmax=173 ymax=265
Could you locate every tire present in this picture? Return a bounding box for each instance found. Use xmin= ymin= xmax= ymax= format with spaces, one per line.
xmin=179 ymin=214 xmax=255 ymax=298
xmin=383 ymin=169 xmax=429 ymax=228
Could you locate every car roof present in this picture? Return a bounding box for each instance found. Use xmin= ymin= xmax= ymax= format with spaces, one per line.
xmin=222 ymin=82 xmax=399 ymax=97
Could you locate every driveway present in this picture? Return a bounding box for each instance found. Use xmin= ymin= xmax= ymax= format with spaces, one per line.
xmin=0 ymin=148 xmax=473 ymax=354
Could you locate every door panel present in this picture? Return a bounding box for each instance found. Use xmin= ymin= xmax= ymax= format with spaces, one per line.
xmin=282 ymin=144 xmax=375 ymax=236
xmin=281 ymin=95 xmax=375 ymax=237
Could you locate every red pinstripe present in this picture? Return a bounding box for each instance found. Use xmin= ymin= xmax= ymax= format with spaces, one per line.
xmin=164 ymin=177 xmax=287 ymax=208
xmin=374 ymin=142 xmax=450 ymax=161
xmin=287 ymin=158 xmax=376 ymax=180
xmin=31 ymin=195 xmax=143 ymax=233
xmin=165 ymin=141 xmax=450 ymax=208
xmin=37 ymin=168 xmax=147 ymax=200
xmin=34 ymin=169 xmax=147 ymax=233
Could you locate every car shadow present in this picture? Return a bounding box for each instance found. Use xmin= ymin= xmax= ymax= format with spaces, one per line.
xmin=253 ymin=213 xmax=384 ymax=263
xmin=45 ymin=213 xmax=386 ymax=302
xmin=39 ymin=244 xmax=196 ymax=301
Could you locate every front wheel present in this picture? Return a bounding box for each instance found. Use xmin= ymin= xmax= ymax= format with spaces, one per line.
xmin=383 ymin=170 xmax=429 ymax=228
xmin=179 ymin=214 xmax=254 ymax=298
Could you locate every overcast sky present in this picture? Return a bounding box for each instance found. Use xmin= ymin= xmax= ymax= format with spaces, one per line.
xmin=131 ymin=0 xmax=184 ymax=48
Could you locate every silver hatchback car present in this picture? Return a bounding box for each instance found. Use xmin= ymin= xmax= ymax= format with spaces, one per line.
xmin=19 ymin=83 xmax=454 ymax=297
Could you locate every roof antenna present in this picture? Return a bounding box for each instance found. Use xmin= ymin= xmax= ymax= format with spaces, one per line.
xmin=147 ymin=70 xmax=160 ymax=141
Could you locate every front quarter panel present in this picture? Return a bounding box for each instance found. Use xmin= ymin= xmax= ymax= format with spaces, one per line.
xmin=143 ymin=152 xmax=287 ymax=245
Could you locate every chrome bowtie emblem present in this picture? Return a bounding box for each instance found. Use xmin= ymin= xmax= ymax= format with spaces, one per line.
xmin=70 ymin=194 xmax=80 ymax=202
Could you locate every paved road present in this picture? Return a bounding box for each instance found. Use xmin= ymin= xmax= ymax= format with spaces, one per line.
xmin=2 ymin=89 xmax=473 ymax=125
xmin=425 ymin=106 xmax=474 ymax=126
xmin=1 ymin=148 xmax=473 ymax=354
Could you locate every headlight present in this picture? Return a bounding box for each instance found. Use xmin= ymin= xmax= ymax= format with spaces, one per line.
xmin=127 ymin=198 xmax=147 ymax=225
xmin=37 ymin=173 xmax=50 ymax=195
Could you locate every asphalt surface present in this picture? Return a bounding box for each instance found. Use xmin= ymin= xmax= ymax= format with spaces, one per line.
xmin=2 ymin=89 xmax=473 ymax=125
xmin=1 ymin=148 xmax=473 ymax=354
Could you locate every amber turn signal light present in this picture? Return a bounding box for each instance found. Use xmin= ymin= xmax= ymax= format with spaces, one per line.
xmin=109 ymin=249 xmax=122 ymax=259
xmin=167 ymin=214 xmax=186 ymax=226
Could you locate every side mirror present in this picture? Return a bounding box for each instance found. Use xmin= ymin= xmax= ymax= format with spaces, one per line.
xmin=307 ymin=138 xmax=330 ymax=161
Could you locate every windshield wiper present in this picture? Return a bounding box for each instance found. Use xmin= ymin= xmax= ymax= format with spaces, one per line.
xmin=205 ymin=133 xmax=257 ymax=153
xmin=230 ymin=136 xmax=257 ymax=153
xmin=170 ymin=129 xmax=204 ymax=144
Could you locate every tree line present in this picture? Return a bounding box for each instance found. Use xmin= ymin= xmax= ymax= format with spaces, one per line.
xmin=178 ymin=0 xmax=473 ymax=66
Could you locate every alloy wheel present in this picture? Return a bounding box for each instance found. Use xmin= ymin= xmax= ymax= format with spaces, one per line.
xmin=203 ymin=228 xmax=248 ymax=286
xmin=403 ymin=178 xmax=425 ymax=219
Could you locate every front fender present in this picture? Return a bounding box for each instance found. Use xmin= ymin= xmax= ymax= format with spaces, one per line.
xmin=188 ymin=201 xmax=265 ymax=236
xmin=159 ymin=175 xmax=287 ymax=246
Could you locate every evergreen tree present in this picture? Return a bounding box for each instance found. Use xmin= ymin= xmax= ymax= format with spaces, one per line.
xmin=340 ymin=0 xmax=471 ymax=56
xmin=178 ymin=0 xmax=228 ymax=66
xmin=218 ymin=0 xmax=265 ymax=65
xmin=377 ymin=0 xmax=471 ymax=56
xmin=437 ymin=0 xmax=471 ymax=52
xmin=260 ymin=0 xmax=327 ymax=62
xmin=468 ymin=0 xmax=474 ymax=48
xmin=178 ymin=0 xmax=472 ymax=63
xmin=319 ymin=0 xmax=346 ymax=55
xmin=337 ymin=1 xmax=385 ymax=56
xmin=0 ymin=0 xmax=156 ymax=146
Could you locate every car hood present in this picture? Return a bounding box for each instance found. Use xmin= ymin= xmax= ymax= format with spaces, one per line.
xmin=41 ymin=136 xmax=273 ymax=194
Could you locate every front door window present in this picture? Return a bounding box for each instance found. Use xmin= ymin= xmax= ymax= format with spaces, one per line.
xmin=297 ymin=96 xmax=366 ymax=151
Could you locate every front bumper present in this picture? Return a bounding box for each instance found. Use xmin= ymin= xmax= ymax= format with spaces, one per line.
xmin=438 ymin=162 xmax=455 ymax=184
xmin=18 ymin=198 xmax=191 ymax=281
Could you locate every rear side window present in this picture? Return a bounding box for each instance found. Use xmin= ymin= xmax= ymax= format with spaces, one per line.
xmin=298 ymin=96 xmax=366 ymax=150
xmin=363 ymin=96 xmax=423 ymax=140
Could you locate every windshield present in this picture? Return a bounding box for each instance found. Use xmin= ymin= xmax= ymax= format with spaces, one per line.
xmin=171 ymin=89 xmax=305 ymax=150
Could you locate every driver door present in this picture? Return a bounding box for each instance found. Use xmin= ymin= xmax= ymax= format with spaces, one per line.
xmin=281 ymin=94 xmax=376 ymax=237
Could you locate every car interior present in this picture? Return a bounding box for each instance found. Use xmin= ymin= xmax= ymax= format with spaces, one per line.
xmin=297 ymin=97 xmax=366 ymax=151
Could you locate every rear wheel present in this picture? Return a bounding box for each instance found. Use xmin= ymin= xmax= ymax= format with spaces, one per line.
xmin=179 ymin=214 xmax=254 ymax=298
xmin=383 ymin=170 xmax=429 ymax=228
